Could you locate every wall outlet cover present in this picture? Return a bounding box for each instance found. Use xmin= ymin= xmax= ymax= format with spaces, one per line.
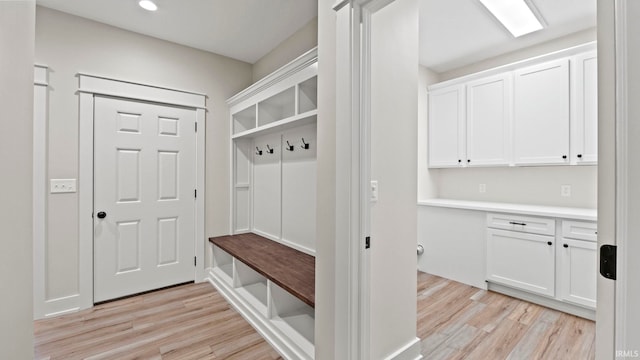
xmin=561 ymin=184 xmax=572 ymax=197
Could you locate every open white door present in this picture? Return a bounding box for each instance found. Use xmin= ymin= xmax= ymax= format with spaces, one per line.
xmin=612 ymin=0 xmax=640 ymax=355
xmin=93 ymin=96 xmax=196 ymax=302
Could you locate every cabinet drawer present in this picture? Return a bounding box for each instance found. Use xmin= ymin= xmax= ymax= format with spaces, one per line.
xmin=486 ymin=213 xmax=555 ymax=236
xmin=562 ymin=220 xmax=597 ymax=242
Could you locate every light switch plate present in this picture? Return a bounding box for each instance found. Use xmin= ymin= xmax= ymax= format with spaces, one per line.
xmin=371 ymin=180 xmax=378 ymax=202
xmin=50 ymin=179 xmax=77 ymax=193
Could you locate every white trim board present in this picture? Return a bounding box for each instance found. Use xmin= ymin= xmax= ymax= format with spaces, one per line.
xmin=78 ymin=73 xmax=206 ymax=109
xmin=75 ymin=74 xmax=206 ymax=314
xmin=33 ymin=65 xmax=49 ymax=319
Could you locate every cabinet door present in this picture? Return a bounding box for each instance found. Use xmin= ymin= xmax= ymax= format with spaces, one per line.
xmin=428 ymin=85 xmax=465 ymax=167
xmin=466 ymin=73 xmax=511 ymax=166
xmin=573 ymin=52 xmax=598 ymax=165
xmin=487 ymin=229 xmax=555 ymax=297
xmin=559 ymin=238 xmax=597 ymax=308
xmin=513 ymin=59 xmax=570 ymax=165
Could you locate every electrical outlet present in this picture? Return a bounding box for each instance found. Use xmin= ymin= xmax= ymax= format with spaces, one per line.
xmin=561 ymin=184 xmax=572 ymax=197
xmin=479 ymin=184 xmax=486 ymax=193
xmin=50 ymin=179 xmax=77 ymax=193
xmin=371 ymin=180 xmax=378 ymax=202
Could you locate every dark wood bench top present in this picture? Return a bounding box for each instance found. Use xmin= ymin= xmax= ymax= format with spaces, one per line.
xmin=209 ymin=233 xmax=315 ymax=308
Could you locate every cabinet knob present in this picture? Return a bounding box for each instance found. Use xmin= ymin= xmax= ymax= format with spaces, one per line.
xmin=547 ymin=241 xmax=553 ymax=246
xmin=458 ymin=159 xmax=461 ymax=163
xmin=562 ymin=155 xmax=567 ymax=159
xmin=563 ymin=244 xmax=569 ymax=248
xmin=577 ymin=154 xmax=583 ymax=159
xmin=467 ymin=159 xmax=471 ymax=163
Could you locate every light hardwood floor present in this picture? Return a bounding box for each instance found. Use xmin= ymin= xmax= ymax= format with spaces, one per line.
xmin=35 ymin=273 xmax=595 ymax=359
xmin=34 ymin=282 xmax=282 ymax=360
xmin=417 ymin=271 xmax=596 ymax=359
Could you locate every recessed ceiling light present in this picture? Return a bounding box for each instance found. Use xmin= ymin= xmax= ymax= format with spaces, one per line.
xmin=139 ymin=0 xmax=158 ymax=11
xmin=479 ymin=0 xmax=543 ymax=37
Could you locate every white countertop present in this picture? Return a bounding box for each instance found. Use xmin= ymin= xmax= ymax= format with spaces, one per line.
xmin=418 ymin=198 xmax=597 ymax=222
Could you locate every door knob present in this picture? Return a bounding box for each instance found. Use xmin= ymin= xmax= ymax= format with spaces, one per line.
xmin=97 ymin=211 xmax=107 ymax=219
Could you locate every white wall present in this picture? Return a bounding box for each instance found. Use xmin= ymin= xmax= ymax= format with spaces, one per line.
xmin=252 ymin=17 xmax=318 ymax=83
xmin=0 ymin=1 xmax=35 ymax=357
xmin=370 ymin=0 xmax=419 ymax=358
xmin=417 ymin=66 xmax=440 ymax=201
xmin=435 ymin=166 xmax=597 ymax=208
xmin=438 ymin=28 xmax=597 ymax=81
xmin=35 ymin=6 xmax=252 ymax=304
xmin=421 ymin=30 xmax=598 ymax=209
xmin=315 ymin=0 xmax=337 ymax=358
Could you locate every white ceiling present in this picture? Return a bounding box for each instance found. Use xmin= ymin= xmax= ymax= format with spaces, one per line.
xmin=36 ymin=0 xmax=595 ymax=72
xmin=419 ymin=0 xmax=597 ymax=73
xmin=36 ymin=0 xmax=318 ymax=64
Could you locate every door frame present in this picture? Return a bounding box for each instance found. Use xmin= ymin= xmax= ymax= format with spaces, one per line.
xmin=77 ymin=74 xmax=206 ymax=309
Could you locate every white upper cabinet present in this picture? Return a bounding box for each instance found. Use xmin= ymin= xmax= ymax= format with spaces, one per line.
xmin=513 ymin=58 xmax=570 ymax=165
xmin=572 ymin=51 xmax=598 ymax=165
xmin=426 ymin=44 xmax=598 ymax=169
xmin=466 ymin=73 xmax=512 ymax=166
xmin=428 ymin=84 xmax=465 ymax=167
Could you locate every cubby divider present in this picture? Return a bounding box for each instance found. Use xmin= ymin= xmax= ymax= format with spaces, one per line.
xmin=234 ymin=260 xmax=269 ymax=316
xmin=211 ymin=245 xmax=234 ymax=285
xmin=298 ymin=76 xmax=317 ymax=114
xmin=270 ymin=282 xmax=315 ymax=357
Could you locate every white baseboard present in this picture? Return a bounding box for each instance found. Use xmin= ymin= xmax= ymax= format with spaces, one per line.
xmin=206 ymin=269 xmax=313 ymax=360
xmin=384 ymin=337 xmax=423 ymax=360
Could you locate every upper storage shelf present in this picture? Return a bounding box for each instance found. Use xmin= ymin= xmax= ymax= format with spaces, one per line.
xmin=228 ymin=48 xmax=318 ymax=140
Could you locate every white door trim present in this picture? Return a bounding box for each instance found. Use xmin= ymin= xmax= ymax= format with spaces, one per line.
xmin=78 ymin=74 xmax=206 ymax=310
xmin=614 ymin=0 xmax=629 ymax=353
xmin=335 ymin=1 xmax=422 ymax=359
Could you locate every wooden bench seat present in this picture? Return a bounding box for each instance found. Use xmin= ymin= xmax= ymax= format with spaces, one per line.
xmin=209 ymin=233 xmax=315 ymax=308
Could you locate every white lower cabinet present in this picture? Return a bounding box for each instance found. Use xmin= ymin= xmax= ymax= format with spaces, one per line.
xmin=558 ymin=220 xmax=598 ymax=308
xmin=486 ymin=228 xmax=555 ymax=297
xmin=558 ymin=238 xmax=597 ymax=308
xmin=486 ymin=213 xmax=597 ymax=313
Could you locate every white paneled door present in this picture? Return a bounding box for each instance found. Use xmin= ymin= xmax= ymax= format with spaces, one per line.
xmin=93 ymin=96 xmax=196 ymax=302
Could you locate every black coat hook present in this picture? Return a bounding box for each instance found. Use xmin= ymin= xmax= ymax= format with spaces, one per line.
xmin=286 ymin=141 xmax=294 ymax=151
xmin=301 ymin=138 xmax=309 ymax=150
xmin=266 ymin=144 xmax=274 ymax=154
xmin=255 ymin=146 xmax=262 ymax=156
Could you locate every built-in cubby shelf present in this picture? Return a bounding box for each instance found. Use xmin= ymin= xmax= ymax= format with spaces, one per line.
xmin=208 ymin=233 xmax=315 ymax=359
xmin=218 ymin=47 xmax=318 ymax=360
xmin=231 ymin=111 xmax=317 ymax=140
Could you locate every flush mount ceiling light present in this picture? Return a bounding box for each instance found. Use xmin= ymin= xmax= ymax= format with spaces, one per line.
xmin=139 ymin=0 xmax=158 ymax=11
xmin=478 ymin=0 xmax=544 ymax=37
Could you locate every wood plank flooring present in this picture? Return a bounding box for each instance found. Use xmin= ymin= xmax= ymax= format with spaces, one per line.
xmin=34 ymin=282 xmax=282 ymax=360
xmin=35 ymin=272 xmax=595 ymax=360
xmin=417 ymin=271 xmax=596 ymax=359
